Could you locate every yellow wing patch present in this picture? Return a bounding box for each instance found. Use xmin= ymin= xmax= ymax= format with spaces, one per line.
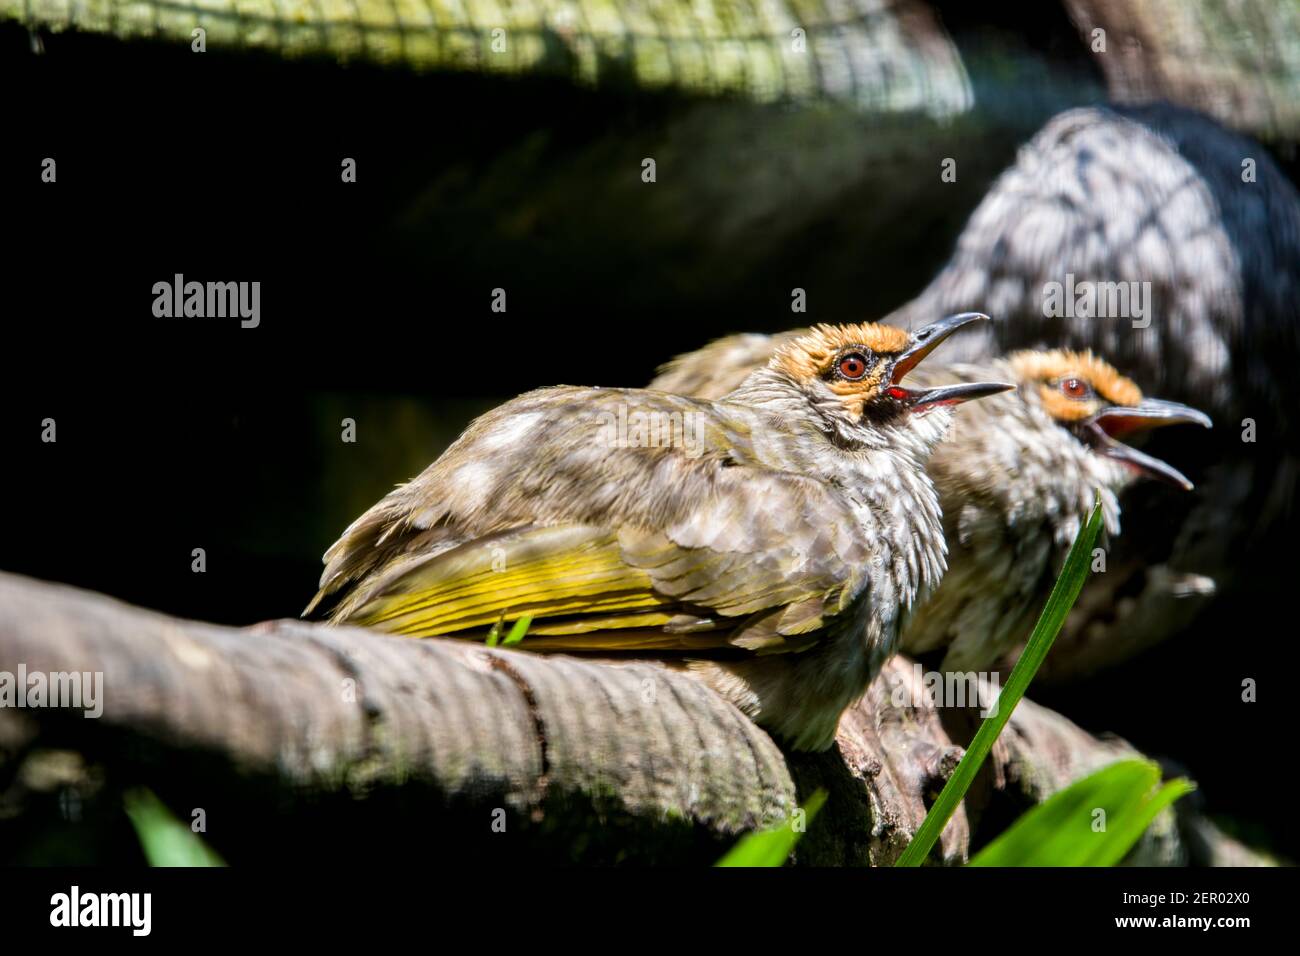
xmin=335 ymin=520 xmax=842 ymax=658
xmin=348 ymin=526 xmax=676 ymax=636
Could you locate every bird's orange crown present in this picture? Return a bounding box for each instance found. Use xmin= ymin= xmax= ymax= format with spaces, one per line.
xmin=772 ymin=323 xmax=911 ymax=414
xmin=1009 ymin=349 xmax=1143 ymax=421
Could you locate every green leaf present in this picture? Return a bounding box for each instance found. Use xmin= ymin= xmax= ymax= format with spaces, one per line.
xmin=970 ymin=759 xmax=1194 ymax=866
xmin=895 ymin=492 xmax=1106 ymax=867
xmin=715 ymin=790 xmax=827 ymax=867
xmin=124 ymin=788 xmax=226 ymax=867
xmin=503 ymin=616 xmax=533 ymax=645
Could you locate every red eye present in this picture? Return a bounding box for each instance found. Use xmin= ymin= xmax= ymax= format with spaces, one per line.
xmin=838 ymin=353 xmax=869 ymax=380
xmin=1060 ymin=377 xmax=1090 ymax=399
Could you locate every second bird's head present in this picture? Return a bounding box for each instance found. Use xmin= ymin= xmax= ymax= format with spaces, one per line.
xmin=1007 ymin=349 xmax=1212 ymax=491
xmin=763 ymin=312 xmax=1014 ymax=449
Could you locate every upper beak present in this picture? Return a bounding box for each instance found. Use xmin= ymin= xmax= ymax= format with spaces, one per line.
xmin=1086 ymin=399 xmax=1212 ymax=490
xmin=891 ymin=312 xmax=991 ymax=384
xmin=1090 ymin=399 xmax=1213 ymax=438
xmin=887 ymin=313 xmax=1015 ymax=410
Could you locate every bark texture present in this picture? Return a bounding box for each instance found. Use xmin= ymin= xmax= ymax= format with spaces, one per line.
xmin=0 ymin=572 xmax=1268 ymax=865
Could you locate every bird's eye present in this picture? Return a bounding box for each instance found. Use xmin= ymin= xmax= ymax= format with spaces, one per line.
xmin=838 ymin=352 xmax=870 ymax=380
xmin=1059 ymin=377 xmax=1091 ymax=400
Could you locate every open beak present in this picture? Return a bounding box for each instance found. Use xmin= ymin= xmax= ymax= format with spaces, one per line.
xmin=887 ymin=313 xmax=1014 ymax=411
xmin=1085 ymin=399 xmax=1212 ymax=490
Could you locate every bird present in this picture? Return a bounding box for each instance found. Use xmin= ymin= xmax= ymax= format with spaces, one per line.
xmin=652 ymin=341 xmax=1210 ymax=674
xmin=846 ymin=103 xmax=1300 ymax=679
xmin=880 ymin=105 xmax=1300 ymax=434
xmin=659 ymin=103 xmax=1299 ymax=681
xmin=306 ymin=314 xmax=1013 ymax=750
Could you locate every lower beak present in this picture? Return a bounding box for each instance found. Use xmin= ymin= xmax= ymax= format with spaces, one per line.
xmin=1086 ymin=399 xmax=1212 ymax=491
xmin=888 ymin=380 xmax=1016 ymax=412
xmin=887 ymin=312 xmax=1013 ymax=410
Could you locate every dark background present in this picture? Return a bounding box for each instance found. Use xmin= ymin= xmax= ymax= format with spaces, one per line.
xmin=2 ymin=19 xmax=1294 ymax=859
xmin=1 ymin=25 xmax=1016 ymax=624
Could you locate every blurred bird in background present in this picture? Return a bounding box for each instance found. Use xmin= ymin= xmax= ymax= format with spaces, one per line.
xmin=883 ymin=105 xmax=1299 ymax=679
xmin=658 ymin=102 xmax=1299 ymax=681
xmin=307 ymin=316 xmax=1012 ymax=749
xmin=878 ymin=104 xmax=1300 ymax=679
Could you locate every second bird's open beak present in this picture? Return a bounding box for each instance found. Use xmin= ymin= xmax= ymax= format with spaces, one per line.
xmin=888 ymin=312 xmax=1015 ymax=411
xmin=1086 ymin=399 xmax=1212 ymax=490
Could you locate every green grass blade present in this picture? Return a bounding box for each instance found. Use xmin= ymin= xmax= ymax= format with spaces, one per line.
xmin=503 ymin=615 xmax=533 ymax=645
xmin=715 ymin=789 xmax=827 ymax=867
xmin=1083 ymin=777 xmax=1194 ymax=867
xmin=969 ymin=759 xmax=1195 ymax=866
xmin=124 ymin=788 xmax=226 ymax=867
xmin=895 ymin=492 xmax=1105 ymax=867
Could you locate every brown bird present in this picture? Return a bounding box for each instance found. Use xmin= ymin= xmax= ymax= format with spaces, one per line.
xmin=840 ymin=103 xmax=1300 ymax=678
xmin=307 ymin=315 xmax=1012 ymax=749
xmin=652 ymin=341 xmax=1209 ymax=673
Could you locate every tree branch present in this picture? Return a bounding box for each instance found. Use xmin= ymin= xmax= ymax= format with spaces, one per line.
xmin=0 ymin=572 xmax=1265 ymax=865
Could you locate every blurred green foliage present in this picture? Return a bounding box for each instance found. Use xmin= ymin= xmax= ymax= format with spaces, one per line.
xmin=896 ymin=495 xmax=1104 ymax=866
xmin=124 ymin=789 xmax=226 ymax=867
xmin=970 ymin=760 xmax=1193 ymax=866
xmin=716 ymin=789 xmax=826 ymax=867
